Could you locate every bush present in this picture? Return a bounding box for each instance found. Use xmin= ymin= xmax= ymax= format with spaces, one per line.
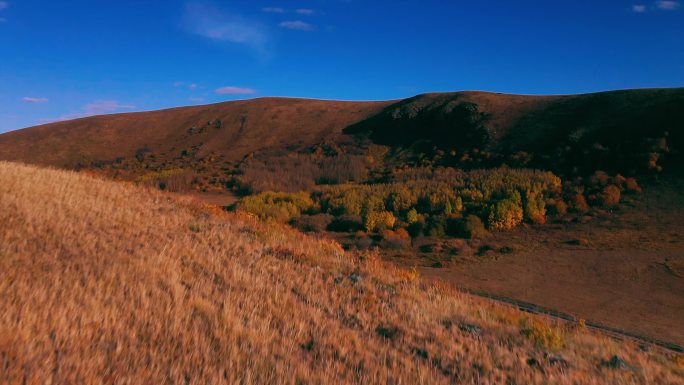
xmin=546 ymin=198 xmax=568 ymax=216
xmin=453 ymin=215 xmax=488 ymax=239
xmin=387 ymin=187 xmax=418 ymax=213
xmin=487 ymin=194 xmax=524 ymax=230
xmin=599 ymin=185 xmax=621 ymax=207
xmin=380 ymin=230 xmax=411 ymax=249
xmin=327 ymin=188 xmax=367 ymax=216
xmin=570 ymin=193 xmax=589 ymax=213
xmin=405 ymin=208 xmax=419 ymax=224
xmin=355 ymin=233 xmax=374 ymax=249
xmin=407 ymin=220 xmax=425 ymax=238
xmin=426 ymin=215 xmax=447 ymax=237
xmin=520 ymin=319 xmax=564 ymax=351
xmin=328 ymin=214 xmax=363 ymax=232
xmin=295 ymin=214 xmax=334 ymax=232
xmin=624 ymin=177 xmax=641 ymax=193
xmin=237 ymin=192 xmax=315 ymax=223
xmin=523 ymin=189 xmax=546 ymax=224
xmin=364 ymin=211 xmax=397 ymax=233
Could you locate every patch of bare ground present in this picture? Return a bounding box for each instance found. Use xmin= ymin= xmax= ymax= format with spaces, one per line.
xmin=1 ymin=162 xmax=683 ymax=384
xmin=414 ymin=180 xmax=684 ymax=347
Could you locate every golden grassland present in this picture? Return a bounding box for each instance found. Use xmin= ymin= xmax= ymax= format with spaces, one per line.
xmin=0 ymin=161 xmax=682 ymax=384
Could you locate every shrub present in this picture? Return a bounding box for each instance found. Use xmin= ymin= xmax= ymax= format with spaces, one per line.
xmin=355 ymin=233 xmax=374 ymax=249
xmin=624 ymin=177 xmax=641 ymax=193
xmin=328 ymin=214 xmax=363 ymax=232
xmin=364 ymin=211 xmax=397 ymax=233
xmin=326 ymin=188 xmax=366 ymax=216
xmin=523 ymin=189 xmax=546 ymax=224
xmin=599 ymin=185 xmax=621 ymax=207
xmin=407 ymin=220 xmax=425 ymax=239
xmin=570 ymin=193 xmax=589 ymax=214
xmin=453 ymin=215 xmax=488 ymax=239
xmin=237 ymin=192 xmax=314 ymax=223
xmin=417 ymin=186 xmax=462 ymax=215
xmin=487 ymin=194 xmax=524 ymax=230
xmin=520 ymin=319 xmax=564 ymax=351
xmin=387 ymin=187 xmax=418 ymax=213
xmin=426 ymin=215 xmax=447 ymax=237
xmin=589 ymin=171 xmax=610 ymax=188
xmin=295 ymin=214 xmax=334 ymax=232
xmin=405 ymin=208 xmax=419 ymax=224
xmin=380 ymin=230 xmax=411 ymax=249
xmin=546 ymin=198 xmax=568 ymax=216
xmin=362 ymin=194 xmax=386 ymax=217
xmin=394 ymin=228 xmax=410 ymax=239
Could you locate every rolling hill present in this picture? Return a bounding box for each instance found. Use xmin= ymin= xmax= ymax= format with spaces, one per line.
xmin=1 ymin=161 xmax=682 ymax=384
xmin=1 ymin=88 xmax=682 ymax=178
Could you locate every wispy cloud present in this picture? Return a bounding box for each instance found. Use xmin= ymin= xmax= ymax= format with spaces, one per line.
xmin=182 ymin=3 xmax=271 ymax=58
xmin=173 ymin=81 xmax=199 ymax=90
xmin=296 ymin=9 xmax=315 ymax=15
xmin=189 ymin=97 xmax=205 ymax=102
xmin=262 ymin=7 xmax=285 ymax=13
xmin=279 ymin=20 xmax=314 ymax=31
xmin=632 ymin=4 xmax=647 ymax=12
xmin=215 ymin=86 xmax=256 ymax=95
xmin=656 ymin=0 xmax=680 ymax=10
xmin=22 ymin=97 xmax=49 ymax=103
xmin=82 ymin=100 xmax=135 ymax=115
xmin=40 ymin=100 xmax=135 ymax=123
xmin=0 ymin=0 xmax=7 ymax=21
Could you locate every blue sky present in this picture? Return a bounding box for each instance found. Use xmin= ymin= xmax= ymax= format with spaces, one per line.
xmin=0 ymin=0 xmax=683 ymax=133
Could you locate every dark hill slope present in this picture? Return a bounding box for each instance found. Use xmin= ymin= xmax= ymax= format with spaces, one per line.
xmin=345 ymin=88 xmax=684 ymax=175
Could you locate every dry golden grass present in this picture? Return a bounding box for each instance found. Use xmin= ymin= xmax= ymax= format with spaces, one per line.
xmin=0 ymin=161 xmax=682 ymax=384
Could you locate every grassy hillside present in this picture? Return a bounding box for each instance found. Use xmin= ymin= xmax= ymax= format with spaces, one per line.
xmin=1 ymin=89 xmax=682 ymax=180
xmin=0 ymin=161 xmax=682 ymax=384
xmin=0 ymin=98 xmax=391 ymax=168
xmin=345 ymin=88 xmax=684 ymax=175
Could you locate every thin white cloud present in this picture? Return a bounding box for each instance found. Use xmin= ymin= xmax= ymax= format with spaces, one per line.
xmin=296 ymin=9 xmax=315 ymax=15
xmin=279 ymin=20 xmax=314 ymax=31
xmin=82 ymin=100 xmax=135 ymax=115
xmin=40 ymin=100 xmax=135 ymax=124
xmin=0 ymin=18 xmax=6 ymax=23
xmin=183 ymin=3 xmax=270 ymax=57
xmin=656 ymin=1 xmax=680 ymax=10
xmin=189 ymin=97 xmax=205 ymax=102
xmin=0 ymin=2 xmax=8 ymax=11
xmin=262 ymin=7 xmax=285 ymax=13
xmin=22 ymin=97 xmax=49 ymax=103
xmin=215 ymin=86 xmax=256 ymax=95
xmin=632 ymin=4 xmax=647 ymax=12
xmin=174 ymin=81 xmax=199 ymax=90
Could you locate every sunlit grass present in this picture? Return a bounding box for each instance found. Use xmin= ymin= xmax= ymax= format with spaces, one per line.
xmin=0 ymin=161 xmax=681 ymax=384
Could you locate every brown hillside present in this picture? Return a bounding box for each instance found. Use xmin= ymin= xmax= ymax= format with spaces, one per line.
xmin=0 ymin=98 xmax=392 ymax=168
xmin=2 ymin=88 xmax=682 ymax=178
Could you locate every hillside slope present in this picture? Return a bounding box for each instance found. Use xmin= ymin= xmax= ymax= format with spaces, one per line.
xmin=1 ymin=161 xmax=682 ymax=384
xmin=1 ymin=88 xmax=682 ymax=177
xmin=0 ymin=98 xmax=391 ymax=168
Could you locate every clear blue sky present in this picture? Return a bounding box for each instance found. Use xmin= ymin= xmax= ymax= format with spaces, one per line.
xmin=1 ymin=0 xmax=683 ymax=132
